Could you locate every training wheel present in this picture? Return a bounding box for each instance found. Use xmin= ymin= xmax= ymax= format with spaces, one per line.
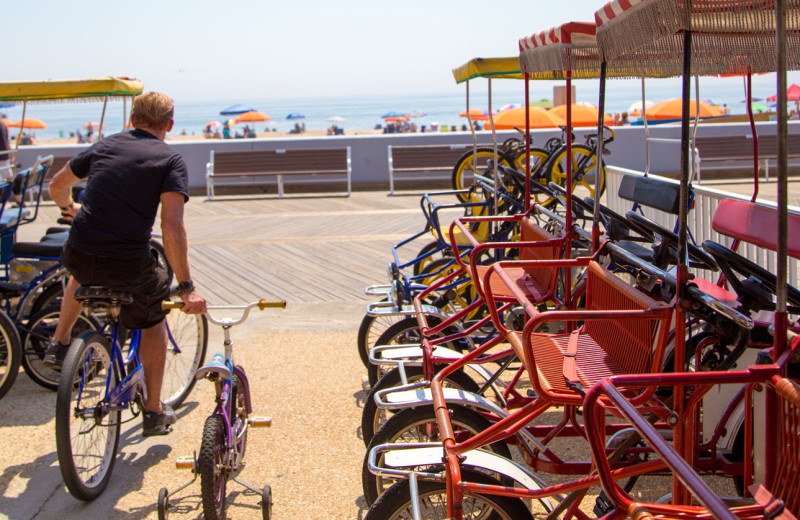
xmin=157 ymin=487 xmax=170 ymax=519
xmin=261 ymin=485 xmax=272 ymax=520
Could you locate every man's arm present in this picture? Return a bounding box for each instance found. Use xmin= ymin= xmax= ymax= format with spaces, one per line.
xmin=160 ymin=191 xmax=206 ymax=313
xmin=48 ymin=163 xmax=81 ymax=217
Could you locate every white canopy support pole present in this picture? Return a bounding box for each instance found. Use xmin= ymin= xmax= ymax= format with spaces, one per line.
xmin=691 ymin=74 xmax=701 ymax=183
xmin=642 ymin=77 xmax=650 ymax=176
xmin=15 ymin=100 xmax=27 ymax=151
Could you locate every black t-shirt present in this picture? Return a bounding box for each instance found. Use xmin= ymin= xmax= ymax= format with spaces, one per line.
xmin=68 ymin=129 xmax=189 ymax=258
xmin=0 ymin=121 xmax=9 ymax=161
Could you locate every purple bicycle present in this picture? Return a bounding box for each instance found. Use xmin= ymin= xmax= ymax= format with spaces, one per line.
xmin=157 ymin=299 xmax=286 ymax=520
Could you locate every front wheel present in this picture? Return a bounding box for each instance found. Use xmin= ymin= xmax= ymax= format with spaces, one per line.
xmin=365 ymin=468 xmax=533 ymax=520
xmin=21 ymin=306 xmax=99 ymax=391
xmin=0 ymin=309 xmax=21 ymax=400
xmin=261 ymin=485 xmax=272 ymax=520
xmin=199 ymin=415 xmax=228 ymax=520
xmin=161 ymin=298 xmax=209 ymax=408
xmin=545 ymin=144 xmax=605 ymax=203
xmin=55 ymin=331 xmax=119 ymax=501
xmin=452 ymin=148 xmax=512 ymax=203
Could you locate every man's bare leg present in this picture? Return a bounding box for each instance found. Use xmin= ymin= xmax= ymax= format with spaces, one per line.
xmin=52 ymin=276 xmax=82 ymax=345
xmin=140 ymin=319 xmax=167 ymax=413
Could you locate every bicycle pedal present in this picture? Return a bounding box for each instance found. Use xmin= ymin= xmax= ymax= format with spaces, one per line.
xmin=175 ymin=456 xmax=195 ymax=470
xmin=248 ymin=416 xmax=272 ymax=428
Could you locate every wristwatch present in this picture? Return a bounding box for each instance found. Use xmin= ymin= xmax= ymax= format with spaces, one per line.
xmin=177 ymin=280 xmax=195 ymax=296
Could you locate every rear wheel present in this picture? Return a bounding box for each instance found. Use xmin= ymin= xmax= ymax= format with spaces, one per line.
xmin=0 ymin=310 xmax=21 ymax=400
xmin=363 ymin=404 xmax=512 ymax=506
xmin=199 ymin=415 xmax=228 ymax=520
xmin=452 ymin=148 xmax=512 ymax=203
xmin=545 ymin=144 xmax=605 ymax=203
xmin=358 ymin=302 xmax=406 ymax=369
xmin=55 ymin=331 xmax=119 ymax=501
xmin=21 ymin=306 xmax=99 ymax=391
xmin=161 ymin=298 xmax=208 ymax=408
xmin=364 ymin=468 xmax=532 ymax=520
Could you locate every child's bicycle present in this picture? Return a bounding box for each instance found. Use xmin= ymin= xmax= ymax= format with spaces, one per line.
xmin=54 ymin=286 xmax=208 ymax=501
xmin=157 ymin=298 xmax=286 ymax=520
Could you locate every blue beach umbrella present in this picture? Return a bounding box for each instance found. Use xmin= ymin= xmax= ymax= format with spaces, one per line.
xmin=220 ymin=104 xmax=256 ymax=116
xmin=0 ymin=102 xmax=14 ymax=109
xmin=286 ymin=112 xmax=305 ymax=119
xmin=381 ymin=111 xmax=406 ymax=118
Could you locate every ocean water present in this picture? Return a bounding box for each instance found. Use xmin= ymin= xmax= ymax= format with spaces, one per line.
xmin=0 ymin=74 xmax=790 ymax=141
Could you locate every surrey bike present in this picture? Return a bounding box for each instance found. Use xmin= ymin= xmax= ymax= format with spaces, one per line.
xmin=157 ymin=299 xmax=286 ymax=520
xmin=54 ymin=286 xmax=208 ymax=501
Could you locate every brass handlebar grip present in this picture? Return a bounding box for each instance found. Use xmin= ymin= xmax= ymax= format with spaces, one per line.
xmin=258 ymin=299 xmax=287 ymax=310
xmin=162 ymin=301 xmax=184 ymax=310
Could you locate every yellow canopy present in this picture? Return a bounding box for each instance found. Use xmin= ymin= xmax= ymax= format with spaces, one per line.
xmin=0 ymin=76 xmax=143 ymax=103
xmin=452 ymin=57 xmax=525 ymax=84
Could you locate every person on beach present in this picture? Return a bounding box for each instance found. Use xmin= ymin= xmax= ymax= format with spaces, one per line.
xmin=44 ymin=91 xmax=207 ymax=437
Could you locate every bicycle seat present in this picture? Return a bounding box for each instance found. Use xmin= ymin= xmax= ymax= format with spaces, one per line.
xmin=74 ymin=286 xmax=134 ymax=306
xmin=10 ymin=240 xmax=63 ymax=258
xmin=194 ymin=353 xmax=232 ymax=381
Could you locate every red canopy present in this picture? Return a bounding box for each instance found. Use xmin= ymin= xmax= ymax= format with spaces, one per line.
xmin=767 ymin=83 xmax=800 ymax=102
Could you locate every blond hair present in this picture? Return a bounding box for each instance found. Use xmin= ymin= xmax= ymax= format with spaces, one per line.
xmin=132 ymin=92 xmax=174 ymax=131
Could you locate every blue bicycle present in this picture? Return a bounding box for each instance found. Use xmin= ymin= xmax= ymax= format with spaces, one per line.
xmin=54 ymin=285 xmax=208 ymax=501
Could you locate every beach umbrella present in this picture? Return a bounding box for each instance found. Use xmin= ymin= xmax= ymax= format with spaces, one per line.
xmin=0 ymin=117 xmax=12 ymax=127
xmin=459 ymin=108 xmax=489 ymax=121
xmin=0 ymin=102 xmax=13 ymax=109
xmin=286 ymin=112 xmax=305 ymax=119
xmin=83 ymin=121 xmax=105 ymax=130
xmin=530 ymin=99 xmax=554 ymax=109
xmin=767 ymin=83 xmax=800 ymax=102
xmin=9 ymin=117 xmax=47 ymax=129
xmin=381 ymin=111 xmax=406 ymax=118
xmin=235 ymin=111 xmax=270 ymax=123
xmin=701 ymin=98 xmax=720 ymax=106
xmin=491 ymin=106 xmax=563 ymax=130
xmin=751 ymin=102 xmax=768 ymax=113
xmin=499 ymin=103 xmax=521 ymax=112
xmin=408 ymin=111 xmax=426 ymax=118
xmin=627 ymin=99 xmax=654 ymax=117
xmin=576 ymin=100 xmax=597 ymax=109
xmin=219 ymin=104 xmax=256 ymax=116
xmin=549 ymin=104 xmax=612 ymax=127
xmin=384 ymin=115 xmax=410 ymax=122
xmin=326 ymin=116 xmax=346 ymax=123
xmin=206 ymin=121 xmax=223 ymax=127
xmin=644 ymin=98 xmax=723 ymax=120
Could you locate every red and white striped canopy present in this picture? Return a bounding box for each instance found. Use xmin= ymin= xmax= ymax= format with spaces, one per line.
xmin=594 ymin=0 xmax=800 ymax=76
xmin=518 ymin=22 xmax=601 ymax=79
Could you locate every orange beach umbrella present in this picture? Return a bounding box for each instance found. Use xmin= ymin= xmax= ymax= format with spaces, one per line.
xmin=235 ymin=111 xmax=270 ymax=123
xmin=491 ymin=106 xmax=563 ymax=129
xmin=644 ymin=98 xmax=724 ymax=120
xmin=548 ymin=104 xmax=612 ymax=127
xmin=459 ymin=108 xmax=490 ymax=121
xmin=9 ymin=117 xmax=47 ymax=129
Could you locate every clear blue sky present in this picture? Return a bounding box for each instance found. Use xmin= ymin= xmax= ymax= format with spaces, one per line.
xmin=4 ymin=0 xmax=631 ymax=101
xmin=8 ymin=0 xmax=799 ymax=104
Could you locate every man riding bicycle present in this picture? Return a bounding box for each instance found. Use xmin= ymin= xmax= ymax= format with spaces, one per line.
xmin=44 ymin=91 xmax=207 ymax=436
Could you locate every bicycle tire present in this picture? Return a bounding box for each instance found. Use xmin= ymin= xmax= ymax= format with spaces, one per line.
xmin=21 ymin=305 xmax=100 ymax=390
xmin=544 ymin=144 xmax=605 ymax=202
xmin=199 ymin=414 xmax=228 ymax=520
xmin=364 ymin=468 xmax=533 ymax=520
xmin=511 ymin=147 xmax=559 ymax=206
xmin=412 ymin=240 xmax=443 ymax=277
xmin=0 ymin=309 xmax=21 ymax=400
xmin=451 ymin=147 xmax=512 ymax=203
xmin=362 ymin=404 xmax=512 ymax=506
xmin=357 ymin=302 xmax=406 ymax=369
xmin=150 ymin=239 xmax=174 ymax=286
xmin=29 ymin=280 xmax=65 ymax=318
xmin=55 ymin=331 xmax=119 ymax=501
xmin=161 ymin=298 xmax=209 ymax=408
xmin=361 ymin=365 xmax=480 ymax=447
xmin=231 ymin=373 xmax=248 ymax=464
xmin=367 ymin=316 xmax=459 ymax=387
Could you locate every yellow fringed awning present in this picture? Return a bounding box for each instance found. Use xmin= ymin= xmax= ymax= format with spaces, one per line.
xmin=0 ymin=77 xmax=143 ymax=103
xmin=452 ymin=57 xmax=526 ymax=84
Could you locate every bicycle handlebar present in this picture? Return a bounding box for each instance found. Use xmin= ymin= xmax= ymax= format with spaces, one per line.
xmin=163 ymin=299 xmax=286 ymax=327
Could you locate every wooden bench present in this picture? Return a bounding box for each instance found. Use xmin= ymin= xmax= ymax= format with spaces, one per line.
xmin=694 ymin=133 xmax=800 ymax=180
xmin=205 ymin=147 xmax=352 ymax=200
xmin=387 ymin=144 xmax=472 ymax=195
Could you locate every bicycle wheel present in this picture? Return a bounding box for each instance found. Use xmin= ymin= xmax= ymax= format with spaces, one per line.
xmin=367 ymin=316 xmax=450 ymax=387
xmin=55 ymin=331 xmax=119 ymax=501
xmin=231 ymin=374 xmax=248 ymax=463
xmin=30 ymin=279 xmax=65 ymax=318
xmin=21 ymin=305 xmax=100 ymax=390
xmin=150 ymin=239 xmax=174 ymax=286
xmin=452 ymin=148 xmax=511 ymax=203
xmin=511 ymin=147 xmax=559 ymax=206
xmin=545 ymin=144 xmax=605 ymax=201
xmin=358 ymin=304 xmax=406 ymax=369
xmin=199 ymin=414 xmax=228 ymax=520
xmin=361 ymin=366 xmax=480 ymax=447
xmin=0 ymin=310 xmax=21 ymax=400
xmin=362 ymin=405 xmax=512 ymax=506
xmin=161 ymin=302 xmax=208 ymax=408
xmin=365 ymin=470 xmax=530 ymax=520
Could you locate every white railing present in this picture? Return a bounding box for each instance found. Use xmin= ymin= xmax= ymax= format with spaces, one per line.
xmin=605 ymin=165 xmax=799 ymax=286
